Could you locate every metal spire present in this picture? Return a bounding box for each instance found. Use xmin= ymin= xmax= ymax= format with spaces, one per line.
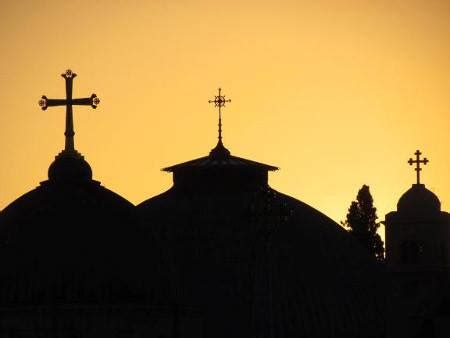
xmin=408 ymin=149 xmax=429 ymax=184
xmin=39 ymin=69 xmax=100 ymax=153
xmin=208 ymin=88 xmax=231 ymax=143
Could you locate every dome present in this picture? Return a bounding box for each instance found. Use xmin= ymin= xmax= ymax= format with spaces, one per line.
xmin=48 ymin=150 xmax=92 ymax=182
xmin=0 ymin=70 xmax=175 ymax=336
xmin=397 ymin=183 xmax=441 ymax=214
xmin=138 ymin=143 xmax=386 ymax=338
xmin=0 ymin=153 xmax=153 ymax=305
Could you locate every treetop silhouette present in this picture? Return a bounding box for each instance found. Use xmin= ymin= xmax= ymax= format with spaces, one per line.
xmin=342 ymin=185 xmax=384 ymax=261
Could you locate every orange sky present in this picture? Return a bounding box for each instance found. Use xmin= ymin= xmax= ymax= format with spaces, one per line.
xmin=1 ymin=0 xmax=449 ymax=239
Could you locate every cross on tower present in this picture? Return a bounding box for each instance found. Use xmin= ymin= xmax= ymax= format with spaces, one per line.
xmin=38 ymin=69 xmax=100 ymax=153
xmin=408 ymin=150 xmax=429 ymax=184
xmin=208 ymin=88 xmax=231 ymax=143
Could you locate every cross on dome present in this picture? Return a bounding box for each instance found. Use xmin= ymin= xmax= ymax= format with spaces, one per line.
xmin=39 ymin=69 xmax=100 ymax=154
xmin=208 ymin=88 xmax=231 ymax=143
xmin=408 ymin=149 xmax=429 ymax=185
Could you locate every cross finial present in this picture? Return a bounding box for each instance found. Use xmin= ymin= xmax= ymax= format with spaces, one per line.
xmin=408 ymin=150 xmax=429 ymax=184
xmin=38 ymin=69 xmax=100 ymax=154
xmin=208 ymin=88 xmax=231 ymax=143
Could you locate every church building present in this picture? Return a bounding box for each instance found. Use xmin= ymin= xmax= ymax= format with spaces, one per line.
xmin=138 ymin=88 xmax=386 ymax=338
xmin=0 ymin=70 xmax=202 ymax=338
xmin=7 ymin=70 xmax=444 ymax=338
xmin=385 ymin=150 xmax=450 ymax=338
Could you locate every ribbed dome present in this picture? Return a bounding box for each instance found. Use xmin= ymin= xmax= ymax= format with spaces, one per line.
xmin=0 ymin=158 xmax=153 ymax=305
xmin=397 ymin=183 xmax=441 ymax=214
xmin=138 ymin=146 xmax=386 ymax=338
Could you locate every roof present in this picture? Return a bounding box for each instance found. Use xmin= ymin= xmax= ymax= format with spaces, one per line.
xmin=137 ymin=187 xmax=386 ymax=338
xmin=162 ymin=154 xmax=278 ymax=172
xmin=162 ymin=141 xmax=278 ymax=172
xmin=397 ymin=183 xmax=441 ymax=213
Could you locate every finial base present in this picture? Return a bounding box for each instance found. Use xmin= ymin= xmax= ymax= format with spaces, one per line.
xmin=209 ymin=140 xmax=231 ymax=159
xmin=48 ymin=149 xmax=92 ymax=182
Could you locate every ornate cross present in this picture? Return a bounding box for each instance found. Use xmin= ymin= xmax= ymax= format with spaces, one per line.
xmin=408 ymin=150 xmax=429 ymax=184
xmin=208 ymin=88 xmax=231 ymax=142
xmin=38 ymin=69 xmax=100 ymax=153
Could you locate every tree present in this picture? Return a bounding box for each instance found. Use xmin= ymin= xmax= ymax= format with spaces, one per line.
xmin=342 ymin=185 xmax=384 ymax=261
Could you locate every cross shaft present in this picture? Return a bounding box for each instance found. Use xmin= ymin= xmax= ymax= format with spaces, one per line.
xmin=408 ymin=150 xmax=429 ymax=184
xmin=208 ymin=88 xmax=231 ymax=143
xmin=39 ymin=69 xmax=100 ymax=153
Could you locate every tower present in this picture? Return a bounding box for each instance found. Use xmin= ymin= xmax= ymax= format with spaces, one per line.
xmin=385 ymin=150 xmax=450 ymax=338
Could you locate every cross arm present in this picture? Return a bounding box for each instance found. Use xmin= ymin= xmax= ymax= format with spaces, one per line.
xmin=38 ymin=94 xmax=100 ymax=110
xmin=71 ymin=94 xmax=100 ymax=109
xmin=39 ymin=96 xmax=67 ymax=110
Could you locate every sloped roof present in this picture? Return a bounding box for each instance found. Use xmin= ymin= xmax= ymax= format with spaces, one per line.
xmin=163 ymin=154 xmax=278 ymax=172
xmin=162 ymin=141 xmax=278 ymax=172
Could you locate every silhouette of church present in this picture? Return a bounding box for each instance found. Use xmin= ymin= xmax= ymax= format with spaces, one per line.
xmin=138 ymin=88 xmax=385 ymax=338
xmin=385 ymin=151 xmax=450 ymax=338
xmin=0 ymin=71 xmax=447 ymax=338
xmin=0 ymin=71 xmax=201 ymax=338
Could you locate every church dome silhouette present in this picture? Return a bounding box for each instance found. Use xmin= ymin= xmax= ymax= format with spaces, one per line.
xmin=0 ymin=71 xmax=152 ymax=306
xmin=397 ymin=183 xmax=441 ymax=214
xmin=137 ymin=89 xmax=386 ymax=338
xmin=0 ymin=156 xmax=156 ymax=311
xmin=139 ymin=141 xmax=386 ymax=338
xmin=0 ymin=155 xmax=154 ymax=306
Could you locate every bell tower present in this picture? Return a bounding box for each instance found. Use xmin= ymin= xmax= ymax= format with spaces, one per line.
xmin=385 ymin=150 xmax=448 ymax=269
xmin=385 ymin=150 xmax=449 ymax=338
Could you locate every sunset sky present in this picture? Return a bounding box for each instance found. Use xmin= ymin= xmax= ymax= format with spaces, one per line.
xmin=1 ymin=0 xmax=449 ymax=238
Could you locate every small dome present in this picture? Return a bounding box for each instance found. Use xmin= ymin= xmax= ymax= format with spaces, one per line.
xmin=397 ymin=184 xmax=441 ymax=213
xmin=48 ymin=150 xmax=92 ymax=182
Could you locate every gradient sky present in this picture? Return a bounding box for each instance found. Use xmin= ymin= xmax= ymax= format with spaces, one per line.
xmin=1 ymin=0 xmax=449 ymax=239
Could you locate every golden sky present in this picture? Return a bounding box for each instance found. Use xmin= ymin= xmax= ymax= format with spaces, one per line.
xmin=1 ymin=0 xmax=449 ymax=238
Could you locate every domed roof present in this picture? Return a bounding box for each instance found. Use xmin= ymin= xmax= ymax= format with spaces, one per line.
xmin=138 ymin=144 xmax=386 ymax=338
xmin=0 ymin=151 xmax=153 ymax=305
xmin=397 ymin=183 xmax=441 ymax=214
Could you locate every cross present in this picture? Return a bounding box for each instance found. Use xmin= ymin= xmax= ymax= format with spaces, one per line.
xmin=408 ymin=150 xmax=429 ymax=184
xmin=38 ymin=69 xmax=100 ymax=153
xmin=208 ymin=88 xmax=231 ymax=143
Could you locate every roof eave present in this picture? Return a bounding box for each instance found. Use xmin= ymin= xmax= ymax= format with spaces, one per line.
xmin=162 ymin=155 xmax=278 ymax=173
